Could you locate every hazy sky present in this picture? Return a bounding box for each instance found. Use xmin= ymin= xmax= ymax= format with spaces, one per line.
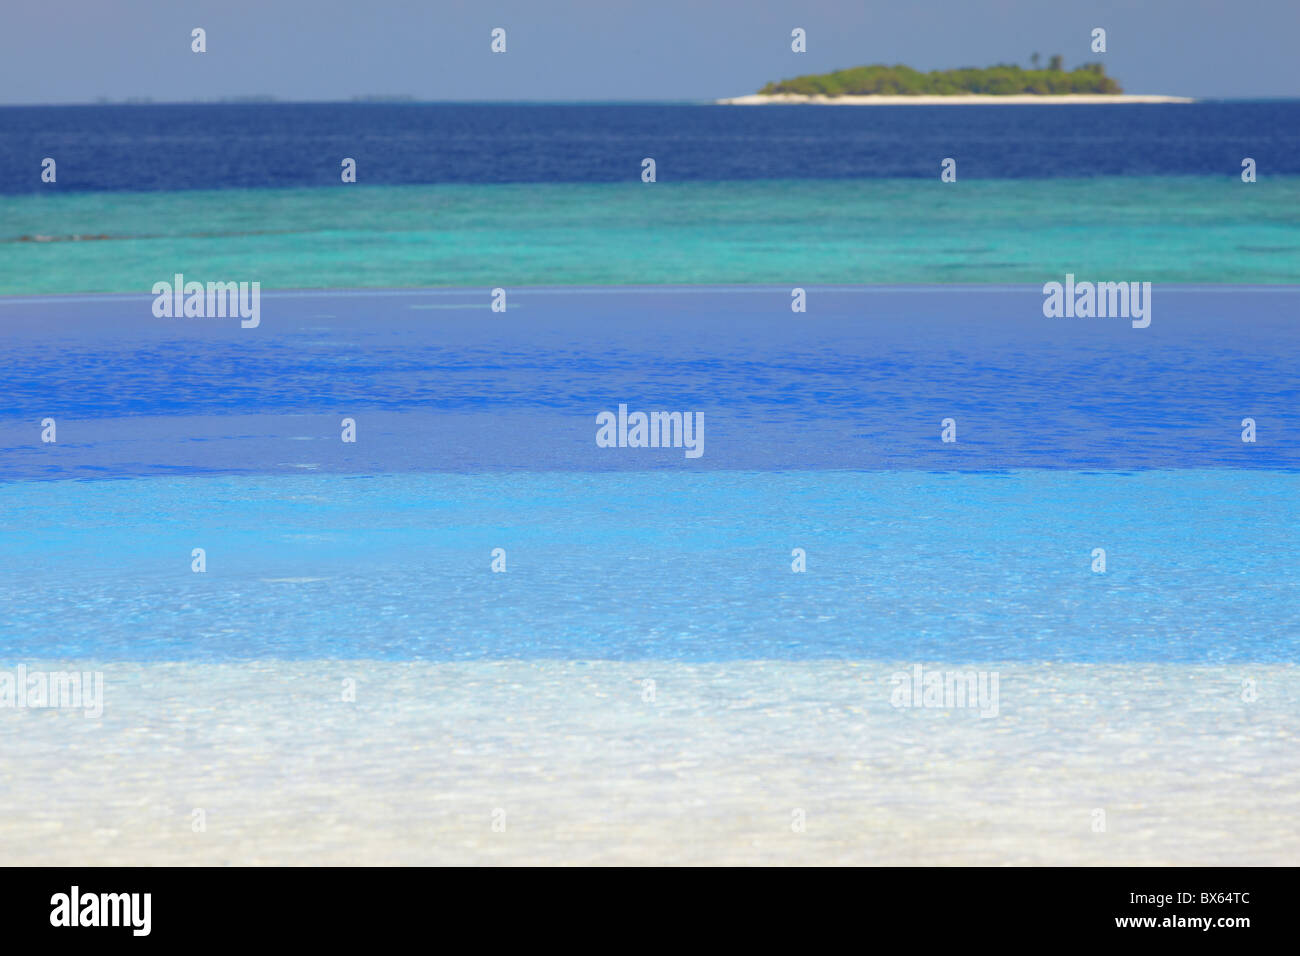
xmin=2 ymin=0 xmax=1296 ymax=104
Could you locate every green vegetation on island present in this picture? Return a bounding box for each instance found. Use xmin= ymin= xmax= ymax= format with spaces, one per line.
xmin=758 ymin=56 xmax=1122 ymax=96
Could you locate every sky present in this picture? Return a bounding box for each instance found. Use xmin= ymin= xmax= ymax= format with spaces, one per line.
xmin=1 ymin=0 xmax=1297 ymax=104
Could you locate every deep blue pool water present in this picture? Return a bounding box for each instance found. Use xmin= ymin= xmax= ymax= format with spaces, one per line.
xmin=1 ymin=286 xmax=1295 ymax=476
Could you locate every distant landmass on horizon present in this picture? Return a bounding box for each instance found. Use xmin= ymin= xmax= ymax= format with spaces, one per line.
xmin=719 ymin=57 xmax=1194 ymax=105
xmin=759 ymin=57 xmax=1121 ymax=96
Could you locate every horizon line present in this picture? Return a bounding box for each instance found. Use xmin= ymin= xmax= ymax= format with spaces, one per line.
xmin=3 ymin=95 xmax=1299 ymax=108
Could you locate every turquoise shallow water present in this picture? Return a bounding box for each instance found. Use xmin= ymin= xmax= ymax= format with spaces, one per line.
xmin=3 ymin=176 xmax=1299 ymax=293
xmin=1 ymin=470 xmax=1295 ymax=663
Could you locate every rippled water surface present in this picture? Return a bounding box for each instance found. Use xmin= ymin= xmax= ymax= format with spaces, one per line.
xmin=2 ymin=287 xmax=1297 ymax=476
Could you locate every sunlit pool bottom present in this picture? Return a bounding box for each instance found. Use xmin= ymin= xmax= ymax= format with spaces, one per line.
xmin=2 ymin=659 xmax=1295 ymax=865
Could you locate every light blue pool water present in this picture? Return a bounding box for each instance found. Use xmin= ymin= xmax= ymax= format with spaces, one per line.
xmin=0 ymin=468 xmax=1295 ymax=662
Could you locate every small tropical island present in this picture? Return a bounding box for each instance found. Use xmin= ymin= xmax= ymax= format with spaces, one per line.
xmin=719 ymin=56 xmax=1193 ymax=104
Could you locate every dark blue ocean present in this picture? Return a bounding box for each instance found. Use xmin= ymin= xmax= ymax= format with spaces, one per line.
xmin=3 ymin=101 xmax=1300 ymax=193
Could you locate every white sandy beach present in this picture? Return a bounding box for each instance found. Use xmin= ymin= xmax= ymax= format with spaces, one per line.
xmin=717 ymin=93 xmax=1196 ymax=105
xmin=1 ymin=659 xmax=1294 ymax=865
